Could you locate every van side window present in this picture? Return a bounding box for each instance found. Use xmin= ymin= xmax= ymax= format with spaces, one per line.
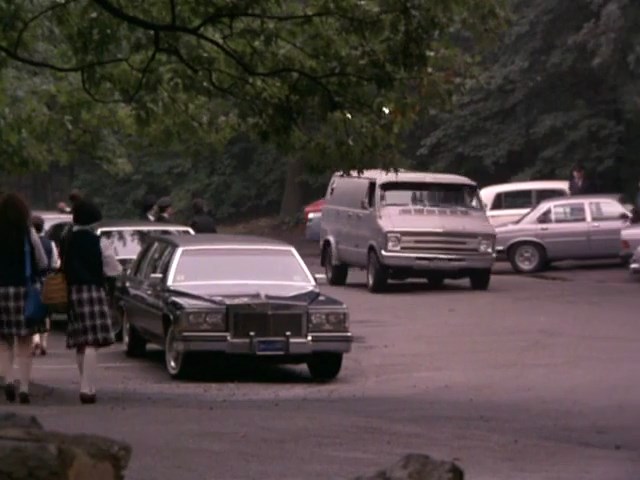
xmin=492 ymin=190 xmax=533 ymax=210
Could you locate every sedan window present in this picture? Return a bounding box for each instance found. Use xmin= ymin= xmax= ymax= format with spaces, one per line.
xmin=552 ymin=203 xmax=586 ymax=223
xmin=589 ymin=201 xmax=626 ymax=221
xmin=492 ymin=190 xmax=533 ymax=210
xmin=171 ymin=248 xmax=313 ymax=285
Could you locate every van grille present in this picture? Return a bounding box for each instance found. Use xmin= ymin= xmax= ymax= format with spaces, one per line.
xmin=399 ymin=232 xmax=480 ymax=254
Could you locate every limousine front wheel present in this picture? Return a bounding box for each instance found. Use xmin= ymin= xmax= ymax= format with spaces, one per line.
xmin=323 ymin=245 xmax=348 ymax=286
xmin=165 ymin=325 xmax=195 ymax=380
xmin=307 ymin=353 xmax=343 ymax=382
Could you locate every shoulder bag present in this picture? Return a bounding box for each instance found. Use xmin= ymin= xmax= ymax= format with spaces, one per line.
xmin=24 ymin=237 xmax=48 ymax=326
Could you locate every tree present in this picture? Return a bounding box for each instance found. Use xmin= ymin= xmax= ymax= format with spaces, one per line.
xmin=0 ymin=0 xmax=507 ymax=215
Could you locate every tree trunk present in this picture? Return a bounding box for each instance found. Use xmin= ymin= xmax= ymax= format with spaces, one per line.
xmin=279 ymin=155 xmax=304 ymax=221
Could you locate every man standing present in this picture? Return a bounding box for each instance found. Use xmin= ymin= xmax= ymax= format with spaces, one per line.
xmin=154 ymin=197 xmax=173 ymax=223
xmin=139 ymin=194 xmax=157 ymax=221
xmin=569 ymin=164 xmax=593 ymax=195
xmin=31 ymin=215 xmax=60 ymax=356
xmin=189 ymin=198 xmax=218 ymax=233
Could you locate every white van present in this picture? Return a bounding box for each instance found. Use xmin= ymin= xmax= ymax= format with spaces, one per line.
xmin=319 ymin=169 xmax=496 ymax=293
xmin=480 ymin=180 xmax=570 ymax=227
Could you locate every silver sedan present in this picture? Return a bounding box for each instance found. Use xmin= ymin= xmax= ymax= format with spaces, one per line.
xmin=620 ymin=224 xmax=640 ymax=263
xmin=495 ymin=195 xmax=632 ymax=273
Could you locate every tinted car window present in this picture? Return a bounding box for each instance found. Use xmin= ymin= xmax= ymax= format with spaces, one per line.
xmin=492 ymin=190 xmax=533 ymax=210
xmin=131 ymin=243 xmax=154 ymax=277
xmin=172 ymin=248 xmax=312 ymax=284
xmin=141 ymin=243 xmax=170 ymax=279
xmin=589 ymin=201 xmax=626 ymax=221
xmin=553 ymin=203 xmax=586 ymax=223
xmin=99 ymin=228 xmax=190 ymax=259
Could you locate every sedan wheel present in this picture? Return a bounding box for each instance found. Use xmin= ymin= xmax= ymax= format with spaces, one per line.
xmin=122 ymin=310 xmax=146 ymax=358
xmin=510 ymin=243 xmax=546 ymax=273
xmin=165 ymin=325 xmax=192 ymax=379
xmin=307 ymin=353 xmax=343 ymax=382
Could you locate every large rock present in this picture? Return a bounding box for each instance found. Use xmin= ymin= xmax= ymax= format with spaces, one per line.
xmin=353 ymin=453 xmax=464 ymax=480
xmin=416 ymin=0 xmax=640 ymax=195
xmin=0 ymin=413 xmax=131 ymax=480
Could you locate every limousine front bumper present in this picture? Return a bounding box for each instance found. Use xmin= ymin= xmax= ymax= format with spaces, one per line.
xmin=380 ymin=250 xmax=495 ymax=271
xmin=173 ymin=332 xmax=353 ymax=355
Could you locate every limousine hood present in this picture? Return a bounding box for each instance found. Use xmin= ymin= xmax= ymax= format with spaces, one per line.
xmin=380 ymin=207 xmax=495 ymax=235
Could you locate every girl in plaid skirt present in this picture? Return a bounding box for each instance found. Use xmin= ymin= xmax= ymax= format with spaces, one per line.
xmin=62 ymin=199 xmax=121 ymax=404
xmin=0 ymin=193 xmax=48 ymax=404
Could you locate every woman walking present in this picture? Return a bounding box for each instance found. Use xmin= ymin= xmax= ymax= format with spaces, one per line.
xmin=63 ymin=199 xmax=120 ymax=404
xmin=0 ymin=193 xmax=48 ymax=404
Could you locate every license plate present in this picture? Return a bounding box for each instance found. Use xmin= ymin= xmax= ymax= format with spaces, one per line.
xmin=255 ymin=339 xmax=287 ymax=354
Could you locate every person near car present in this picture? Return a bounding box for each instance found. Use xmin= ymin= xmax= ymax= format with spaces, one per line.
xmin=568 ymin=164 xmax=593 ymax=195
xmin=59 ymin=189 xmax=85 ymax=261
xmin=189 ymin=198 xmax=218 ymax=233
xmin=0 ymin=193 xmax=48 ymax=404
xmin=30 ymin=214 xmax=61 ymax=357
xmin=154 ymin=197 xmax=173 ymax=223
xmin=63 ymin=199 xmax=120 ymax=404
xmin=140 ymin=194 xmax=157 ymax=221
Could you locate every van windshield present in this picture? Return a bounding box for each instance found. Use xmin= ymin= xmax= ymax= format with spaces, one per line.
xmin=379 ymin=182 xmax=482 ymax=210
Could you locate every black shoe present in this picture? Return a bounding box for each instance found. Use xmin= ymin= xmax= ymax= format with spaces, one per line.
xmin=18 ymin=392 xmax=30 ymax=405
xmin=79 ymin=392 xmax=96 ymax=404
xmin=4 ymin=383 xmax=16 ymax=403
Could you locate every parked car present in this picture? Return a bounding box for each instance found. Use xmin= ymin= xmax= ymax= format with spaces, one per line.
xmin=495 ymin=195 xmax=632 ymax=273
xmin=46 ymin=219 xmax=195 ymax=336
xmin=320 ymin=169 xmax=496 ymax=292
xmin=304 ymin=198 xmax=325 ymax=241
xmin=32 ymin=210 xmax=72 ymax=232
xmin=479 ymin=180 xmax=570 ymax=227
xmin=116 ymin=234 xmax=352 ymax=381
xmin=620 ymin=224 xmax=640 ymax=264
xmin=629 ymin=246 xmax=640 ymax=276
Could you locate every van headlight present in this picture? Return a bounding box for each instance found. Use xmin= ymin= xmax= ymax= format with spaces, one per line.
xmin=386 ymin=233 xmax=402 ymax=251
xmin=478 ymin=238 xmax=495 ymax=253
xmin=181 ymin=311 xmax=225 ymax=331
xmin=309 ymin=311 xmax=349 ymax=332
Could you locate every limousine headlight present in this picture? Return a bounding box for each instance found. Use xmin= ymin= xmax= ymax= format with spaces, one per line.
xmin=386 ymin=233 xmax=402 ymax=251
xmin=478 ymin=238 xmax=495 ymax=253
xmin=309 ymin=311 xmax=349 ymax=332
xmin=181 ymin=311 xmax=225 ymax=331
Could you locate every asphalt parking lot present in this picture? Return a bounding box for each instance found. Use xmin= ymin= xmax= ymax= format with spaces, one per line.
xmin=9 ymin=258 xmax=640 ymax=480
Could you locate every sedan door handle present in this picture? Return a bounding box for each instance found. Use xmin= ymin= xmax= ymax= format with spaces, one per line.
xmin=540 ymin=226 xmax=549 ymax=231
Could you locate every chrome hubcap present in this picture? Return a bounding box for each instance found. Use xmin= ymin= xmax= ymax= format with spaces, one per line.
xmin=165 ymin=328 xmax=182 ymax=374
xmin=516 ymin=246 xmax=539 ymax=270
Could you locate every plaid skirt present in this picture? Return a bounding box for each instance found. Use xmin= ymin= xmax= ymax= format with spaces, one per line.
xmin=66 ymin=285 xmax=115 ymax=349
xmin=0 ymin=286 xmax=47 ymax=337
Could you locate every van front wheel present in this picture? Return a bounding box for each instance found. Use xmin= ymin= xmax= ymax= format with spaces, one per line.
xmin=366 ymin=251 xmax=388 ymax=293
xmin=323 ymin=245 xmax=348 ymax=286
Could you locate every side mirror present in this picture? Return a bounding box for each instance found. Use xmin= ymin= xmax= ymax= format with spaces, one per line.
xmin=148 ymin=273 xmax=164 ymax=286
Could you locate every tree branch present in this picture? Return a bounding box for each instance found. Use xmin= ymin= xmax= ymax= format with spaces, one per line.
xmin=168 ymin=0 xmax=176 ymax=25
xmin=0 ymin=44 xmax=127 ymax=73
xmin=14 ymin=0 xmax=79 ymax=55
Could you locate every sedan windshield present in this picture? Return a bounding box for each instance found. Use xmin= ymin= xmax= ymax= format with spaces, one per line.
xmin=100 ymin=228 xmax=191 ymax=258
xmin=171 ymin=248 xmax=313 ymax=285
xmin=380 ymin=182 xmax=482 ymax=209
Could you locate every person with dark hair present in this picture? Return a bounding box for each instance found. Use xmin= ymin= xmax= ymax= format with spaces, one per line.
xmin=569 ymin=164 xmax=593 ymax=195
xmin=31 ymin=215 xmax=61 ymax=356
xmin=190 ymin=198 xmax=218 ymax=233
xmin=154 ymin=196 xmax=173 ymax=223
xmin=0 ymin=193 xmax=48 ymax=404
xmin=63 ymin=199 xmax=120 ymax=404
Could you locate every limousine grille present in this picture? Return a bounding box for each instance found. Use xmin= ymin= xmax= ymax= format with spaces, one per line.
xmin=399 ymin=232 xmax=481 ymax=254
xmin=229 ymin=305 xmax=306 ymax=338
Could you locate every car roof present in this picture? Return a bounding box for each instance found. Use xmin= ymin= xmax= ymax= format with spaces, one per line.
xmin=480 ymin=180 xmax=569 ymax=197
xmin=150 ymin=234 xmax=294 ymax=249
xmin=332 ymin=169 xmax=476 ymax=186
xmin=539 ymin=193 xmax=624 ymax=206
xmin=95 ymin=219 xmax=192 ymax=230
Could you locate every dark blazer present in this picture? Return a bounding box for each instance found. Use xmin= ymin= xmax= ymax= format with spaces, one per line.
xmin=190 ymin=213 xmax=217 ymax=233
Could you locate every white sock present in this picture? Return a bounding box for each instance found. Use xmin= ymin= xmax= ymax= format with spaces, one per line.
xmin=32 ymin=333 xmax=41 ymax=347
xmin=0 ymin=337 xmax=14 ymax=385
xmin=15 ymin=337 xmax=33 ymax=393
xmin=81 ymin=348 xmax=97 ymax=395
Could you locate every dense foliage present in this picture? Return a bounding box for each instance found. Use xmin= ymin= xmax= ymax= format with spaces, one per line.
xmin=0 ymin=0 xmax=506 ymax=219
